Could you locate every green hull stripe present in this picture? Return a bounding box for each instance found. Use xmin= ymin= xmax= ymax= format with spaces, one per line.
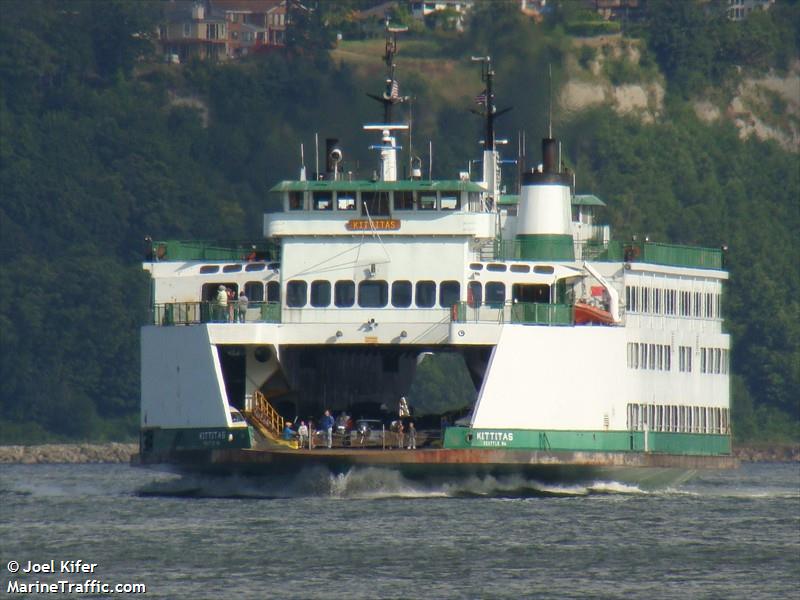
xmin=444 ymin=428 xmax=731 ymax=455
xmin=141 ymin=427 xmax=253 ymax=453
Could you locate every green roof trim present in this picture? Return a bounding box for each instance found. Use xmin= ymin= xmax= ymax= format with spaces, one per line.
xmin=270 ymin=180 xmax=486 ymax=193
xmin=497 ymin=193 xmax=606 ymax=207
xmin=573 ymin=194 xmax=606 ymax=207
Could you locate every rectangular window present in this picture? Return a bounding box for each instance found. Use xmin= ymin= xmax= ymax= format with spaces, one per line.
xmin=706 ymin=293 xmax=713 ymax=318
xmin=245 ymin=282 xmax=264 ymax=302
xmin=391 ymin=281 xmax=412 ymax=308
xmin=439 ymin=281 xmax=460 ymax=308
xmin=286 ymin=281 xmax=307 ymax=307
xmin=700 ymin=348 xmax=707 ymax=374
xmin=694 ymin=292 xmax=702 ymax=317
xmin=642 ymin=287 xmax=650 ymax=313
xmin=289 ymin=191 xmax=305 ymax=210
xmin=334 ymin=281 xmax=355 ymax=307
xmin=312 ymin=191 xmax=332 ymax=211
xmin=649 ymin=344 xmax=656 ymax=370
xmin=440 ymin=193 xmax=460 ymax=210
xmin=415 ymin=281 xmax=436 ymax=308
xmin=361 ymin=191 xmax=390 ymax=216
xmin=714 ymin=348 xmax=721 ymax=374
xmin=183 ymin=23 xmax=191 ymax=37
xmin=310 ymin=281 xmax=331 ymax=307
xmin=394 ymin=191 xmax=414 ymax=211
xmin=358 ymin=280 xmax=388 ymax=307
xmin=418 ymin=193 xmax=436 ymax=210
xmin=654 ymin=288 xmax=662 ymax=314
xmin=467 ymin=281 xmax=482 ymax=308
xmin=485 ymin=282 xmax=505 ymax=306
xmin=641 ymin=343 xmax=647 ymax=370
xmin=337 ymin=194 xmax=356 ymax=211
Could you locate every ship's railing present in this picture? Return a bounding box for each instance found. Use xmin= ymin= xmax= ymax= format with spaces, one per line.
xmin=489 ymin=239 xmax=723 ymax=269
xmin=249 ymin=390 xmax=286 ymax=438
xmin=145 ymin=239 xmax=280 ymax=262
xmin=451 ymin=301 xmax=573 ymax=325
xmin=151 ymin=301 xmax=281 ymax=326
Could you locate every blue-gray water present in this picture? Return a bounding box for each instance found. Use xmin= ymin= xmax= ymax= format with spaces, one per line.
xmin=1 ymin=463 xmax=798 ymax=599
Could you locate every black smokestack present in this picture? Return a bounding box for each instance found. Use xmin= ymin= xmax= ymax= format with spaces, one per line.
xmin=542 ymin=138 xmax=557 ymax=174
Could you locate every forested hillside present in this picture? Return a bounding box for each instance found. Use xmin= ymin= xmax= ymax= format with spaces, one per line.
xmin=0 ymin=0 xmax=797 ymax=443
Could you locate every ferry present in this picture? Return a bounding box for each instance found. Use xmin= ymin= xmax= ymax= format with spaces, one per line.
xmin=137 ymin=30 xmax=736 ymax=487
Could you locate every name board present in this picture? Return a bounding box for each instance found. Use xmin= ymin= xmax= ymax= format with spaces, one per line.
xmin=346 ymin=219 xmax=400 ymax=231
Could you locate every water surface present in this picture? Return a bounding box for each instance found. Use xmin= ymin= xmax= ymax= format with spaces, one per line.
xmin=1 ymin=462 xmax=797 ymax=599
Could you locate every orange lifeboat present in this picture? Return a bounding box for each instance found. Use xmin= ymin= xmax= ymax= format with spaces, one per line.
xmin=574 ymin=301 xmax=615 ymax=326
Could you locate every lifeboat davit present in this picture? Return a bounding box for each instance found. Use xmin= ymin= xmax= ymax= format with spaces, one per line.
xmin=574 ymin=302 xmax=615 ymax=326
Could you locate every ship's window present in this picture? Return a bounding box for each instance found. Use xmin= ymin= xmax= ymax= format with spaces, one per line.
xmin=394 ymin=191 xmax=414 ymax=211
xmin=245 ymin=263 xmax=266 ymax=272
xmin=312 ymin=191 xmax=332 ymax=211
xmin=418 ymin=193 xmax=436 ymax=211
xmin=266 ymin=281 xmax=280 ymax=303
xmin=200 ymin=265 xmax=220 ymax=274
xmin=334 ymin=280 xmax=355 ymax=307
xmin=654 ymin=288 xmax=662 ymax=313
xmin=337 ymin=194 xmax=356 ymax=211
xmin=439 ymin=281 xmax=460 ymax=308
xmin=485 ymin=282 xmax=505 ymax=306
xmin=467 ymin=281 xmax=482 ymax=308
xmin=223 ymin=264 xmax=242 ymax=273
xmin=245 ymin=282 xmax=264 ymax=302
xmin=310 ymin=281 xmax=331 ymax=307
xmin=693 ymin=292 xmax=702 ymax=317
xmin=288 ymin=191 xmax=305 ymax=210
xmin=642 ymin=287 xmax=650 ymax=313
xmin=440 ymin=193 xmax=460 ymax=211
xmin=533 ymin=265 xmax=555 ymax=274
xmin=486 ymin=263 xmax=506 ymax=272
xmin=415 ymin=281 xmax=436 ymax=308
xmin=361 ymin=191 xmax=390 ymax=216
xmin=358 ymin=280 xmax=388 ymax=307
xmin=510 ymin=264 xmax=530 ymax=273
xmin=469 ymin=263 xmax=484 ymax=271
xmin=513 ymin=283 xmax=550 ymax=304
xmin=391 ymin=281 xmax=412 ymax=308
xmin=664 ymin=346 xmax=671 ymax=371
xmin=286 ymin=281 xmax=307 ymax=307
xmin=202 ymin=283 xmax=236 ymax=302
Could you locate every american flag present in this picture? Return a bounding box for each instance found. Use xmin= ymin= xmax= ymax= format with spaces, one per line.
xmin=390 ymin=79 xmax=399 ymax=99
xmin=474 ymin=89 xmax=487 ymax=105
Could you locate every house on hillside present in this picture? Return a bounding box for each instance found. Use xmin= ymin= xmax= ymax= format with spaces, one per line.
xmin=158 ymin=0 xmax=305 ymax=62
xmin=409 ymin=1 xmax=473 ymax=30
xmin=726 ymin=0 xmax=774 ymax=22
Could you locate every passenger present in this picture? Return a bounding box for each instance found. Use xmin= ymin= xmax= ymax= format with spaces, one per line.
xmin=215 ymin=284 xmax=227 ymax=322
xmin=237 ymin=290 xmax=249 ymax=323
xmin=320 ymin=410 xmax=335 ymax=449
xmin=297 ymin=421 xmax=309 ymax=449
xmin=406 ymin=422 xmax=416 ymax=450
xmin=282 ymin=421 xmax=295 ymax=441
xmin=395 ymin=420 xmax=404 ymax=449
xmin=226 ymin=287 xmax=236 ymax=322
